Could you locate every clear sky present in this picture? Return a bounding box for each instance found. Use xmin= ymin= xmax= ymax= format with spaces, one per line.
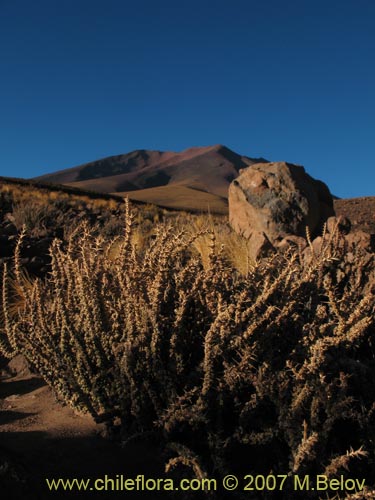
xmin=1 ymin=0 xmax=374 ymax=198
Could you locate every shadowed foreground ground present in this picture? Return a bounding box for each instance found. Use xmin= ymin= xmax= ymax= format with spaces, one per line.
xmin=0 ymin=357 xmax=171 ymax=500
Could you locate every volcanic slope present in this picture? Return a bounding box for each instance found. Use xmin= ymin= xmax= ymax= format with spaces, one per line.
xmin=34 ymin=145 xmax=266 ymax=213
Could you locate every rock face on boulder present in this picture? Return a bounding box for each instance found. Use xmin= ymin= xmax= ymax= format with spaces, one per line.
xmin=228 ymin=162 xmax=334 ymax=258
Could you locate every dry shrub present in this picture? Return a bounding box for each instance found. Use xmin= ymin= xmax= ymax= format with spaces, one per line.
xmin=1 ymin=201 xmax=375 ymax=499
xmin=11 ymin=200 xmax=67 ymax=237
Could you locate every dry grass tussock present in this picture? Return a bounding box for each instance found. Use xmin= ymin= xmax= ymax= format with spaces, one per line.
xmin=169 ymin=212 xmax=255 ymax=274
xmin=1 ymin=200 xmax=375 ymax=499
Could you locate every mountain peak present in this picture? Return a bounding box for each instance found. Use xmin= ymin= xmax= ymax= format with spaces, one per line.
xmin=33 ymin=145 xmax=267 ymax=210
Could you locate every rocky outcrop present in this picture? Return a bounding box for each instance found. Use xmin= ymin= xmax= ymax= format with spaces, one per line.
xmin=228 ymin=162 xmax=334 ymax=258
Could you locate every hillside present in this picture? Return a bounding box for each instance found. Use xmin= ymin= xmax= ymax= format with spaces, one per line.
xmin=34 ymin=144 xmax=375 ymax=226
xmin=334 ymin=196 xmax=375 ymax=234
xmin=4 ymin=168 xmax=375 ymax=231
xmin=33 ymin=145 xmax=266 ymax=212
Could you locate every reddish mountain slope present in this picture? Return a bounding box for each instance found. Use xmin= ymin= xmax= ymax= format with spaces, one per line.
xmin=334 ymin=197 xmax=375 ymax=234
xmin=34 ymin=147 xmax=375 ymax=221
xmin=34 ymin=145 xmax=266 ymax=200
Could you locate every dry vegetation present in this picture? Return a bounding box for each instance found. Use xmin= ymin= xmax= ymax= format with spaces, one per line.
xmin=1 ymin=189 xmax=375 ymax=499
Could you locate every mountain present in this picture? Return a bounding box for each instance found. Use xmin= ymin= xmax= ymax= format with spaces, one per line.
xmin=33 ymin=145 xmax=267 ymax=213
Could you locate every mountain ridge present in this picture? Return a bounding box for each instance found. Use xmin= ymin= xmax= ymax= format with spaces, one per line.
xmin=33 ymin=145 xmax=373 ymax=225
xmin=33 ymin=145 xmax=268 ymax=203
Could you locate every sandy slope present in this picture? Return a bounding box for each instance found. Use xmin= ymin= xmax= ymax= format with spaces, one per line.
xmin=116 ymin=185 xmax=229 ymax=213
xmin=334 ymin=197 xmax=375 ymax=234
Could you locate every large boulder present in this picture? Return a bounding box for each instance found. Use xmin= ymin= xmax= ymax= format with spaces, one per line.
xmin=229 ymin=162 xmax=334 ymax=248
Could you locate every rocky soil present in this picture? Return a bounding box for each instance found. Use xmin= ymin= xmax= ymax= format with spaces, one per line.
xmin=334 ymin=196 xmax=375 ymax=235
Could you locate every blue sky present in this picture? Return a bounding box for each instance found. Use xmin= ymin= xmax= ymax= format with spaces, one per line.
xmin=0 ymin=0 xmax=374 ymax=198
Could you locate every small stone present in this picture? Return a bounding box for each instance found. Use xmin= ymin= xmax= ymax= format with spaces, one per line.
xmin=247 ymin=231 xmax=274 ymax=260
xmin=326 ymin=216 xmax=351 ymax=235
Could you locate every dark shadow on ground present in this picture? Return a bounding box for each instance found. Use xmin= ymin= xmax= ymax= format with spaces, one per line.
xmin=0 ymin=431 xmax=186 ymax=500
xmin=0 ymin=410 xmax=35 ymax=425
xmin=0 ymin=378 xmax=46 ymax=399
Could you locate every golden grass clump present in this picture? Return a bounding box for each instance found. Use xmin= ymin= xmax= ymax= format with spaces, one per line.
xmin=1 ymin=200 xmax=375 ymax=499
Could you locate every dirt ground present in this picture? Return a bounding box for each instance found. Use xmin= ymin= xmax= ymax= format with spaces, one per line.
xmin=334 ymin=197 xmax=375 ymax=234
xmin=0 ymin=356 xmax=172 ymax=500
